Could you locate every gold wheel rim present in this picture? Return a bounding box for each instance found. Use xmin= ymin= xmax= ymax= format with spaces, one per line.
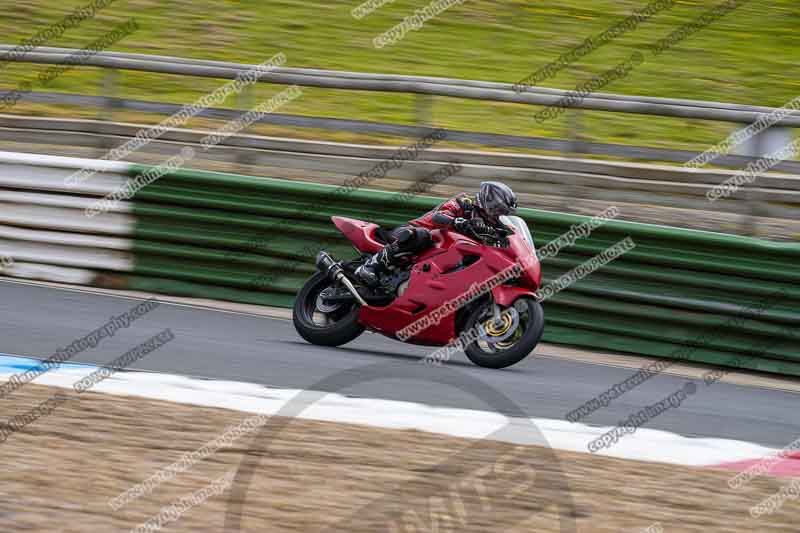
xmin=483 ymin=313 xmax=513 ymax=337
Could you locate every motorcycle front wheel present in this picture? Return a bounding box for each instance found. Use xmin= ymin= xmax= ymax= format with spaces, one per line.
xmin=463 ymin=297 xmax=544 ymax=369
xmin=292 ymin=271 xmax=365 ymax=346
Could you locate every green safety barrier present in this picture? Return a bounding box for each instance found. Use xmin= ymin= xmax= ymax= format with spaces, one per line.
xmin=128 ymin=164 xmax=800 ymax=376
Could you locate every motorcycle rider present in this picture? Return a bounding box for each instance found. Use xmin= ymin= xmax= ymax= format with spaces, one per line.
xmin=355 ymin=181 xmax=518 ymax=286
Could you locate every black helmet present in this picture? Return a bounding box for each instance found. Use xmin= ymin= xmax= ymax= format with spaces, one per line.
xmin=476 ymin=181 xmax=517 ymax=223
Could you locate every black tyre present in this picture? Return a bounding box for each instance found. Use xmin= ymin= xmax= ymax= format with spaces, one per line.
xmin=293 ymin=271 xmax=365 ymax=347
xmin=463 ymin=297 xmax=544 ymax=369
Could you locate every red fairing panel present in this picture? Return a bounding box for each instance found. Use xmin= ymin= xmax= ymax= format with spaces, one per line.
xmin=358 ymin=231 xmax=524 ymax=345
xmin=506 ymin=234 xmax=542 ymax=289
xmin=331 ymin=216 xmax=384 ymax=254
xmin=491 ymin=285 xmax=538 ymax=307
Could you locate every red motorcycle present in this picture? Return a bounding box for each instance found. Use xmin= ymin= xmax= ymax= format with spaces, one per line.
xmin=292 ymin=215 xmax=544 ymax=368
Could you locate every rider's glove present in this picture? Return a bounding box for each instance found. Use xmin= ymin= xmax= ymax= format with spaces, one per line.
xmin=469 ymin=219 xmax=492 ymax=236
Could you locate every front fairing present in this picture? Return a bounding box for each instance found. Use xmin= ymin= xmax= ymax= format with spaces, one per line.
xmin=499 ymin=217 xmax=541 ymax=289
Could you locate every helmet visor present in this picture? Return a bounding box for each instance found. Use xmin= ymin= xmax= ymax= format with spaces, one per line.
xmin=481 ymin=198 xmax=516 ymax=222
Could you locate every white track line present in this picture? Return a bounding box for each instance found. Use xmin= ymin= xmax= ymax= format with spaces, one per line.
xmin=0 ymin=355 xmax=781 ymax=471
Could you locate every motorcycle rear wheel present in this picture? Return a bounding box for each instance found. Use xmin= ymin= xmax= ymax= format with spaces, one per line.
xmin=463 ymin=297 xmax=544 ymax=369
xmin=293 ymin=272 xmax=365 ymax=346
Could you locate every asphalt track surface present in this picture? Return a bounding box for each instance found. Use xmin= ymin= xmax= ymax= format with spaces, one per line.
xmin=1 ymin=278 xmax=797 ymax=449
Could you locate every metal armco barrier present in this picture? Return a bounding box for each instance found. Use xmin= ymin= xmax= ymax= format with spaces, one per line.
xmin=0 ymin=115 xmax=797 ymax=237
xmin=5 ymin=46 xmax=800 ymax=125
xmin=1 ymin=152 xmax=798 ymax=375
xmin=2 ymin=47 xmax=800 ymax=238
xmin=9 ymin=90 xmax=800 ymax=175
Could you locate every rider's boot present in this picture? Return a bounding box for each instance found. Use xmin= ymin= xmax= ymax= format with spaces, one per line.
xmin=355 ymin=244 xmax=396 ymax=286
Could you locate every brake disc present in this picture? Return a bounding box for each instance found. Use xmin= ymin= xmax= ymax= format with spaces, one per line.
xmin=478 ymin=307 xmax=520 ymax=344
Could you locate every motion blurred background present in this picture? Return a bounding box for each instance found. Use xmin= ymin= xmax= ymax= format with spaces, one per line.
xmin=1 ymin=3 xmax=799 ymax=532
xmin=1 ymin=0 xmax=797 ymax=237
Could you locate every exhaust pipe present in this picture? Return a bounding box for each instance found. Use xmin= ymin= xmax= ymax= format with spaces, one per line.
xmin=316 ymin=251 xmax=368 ymax=307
